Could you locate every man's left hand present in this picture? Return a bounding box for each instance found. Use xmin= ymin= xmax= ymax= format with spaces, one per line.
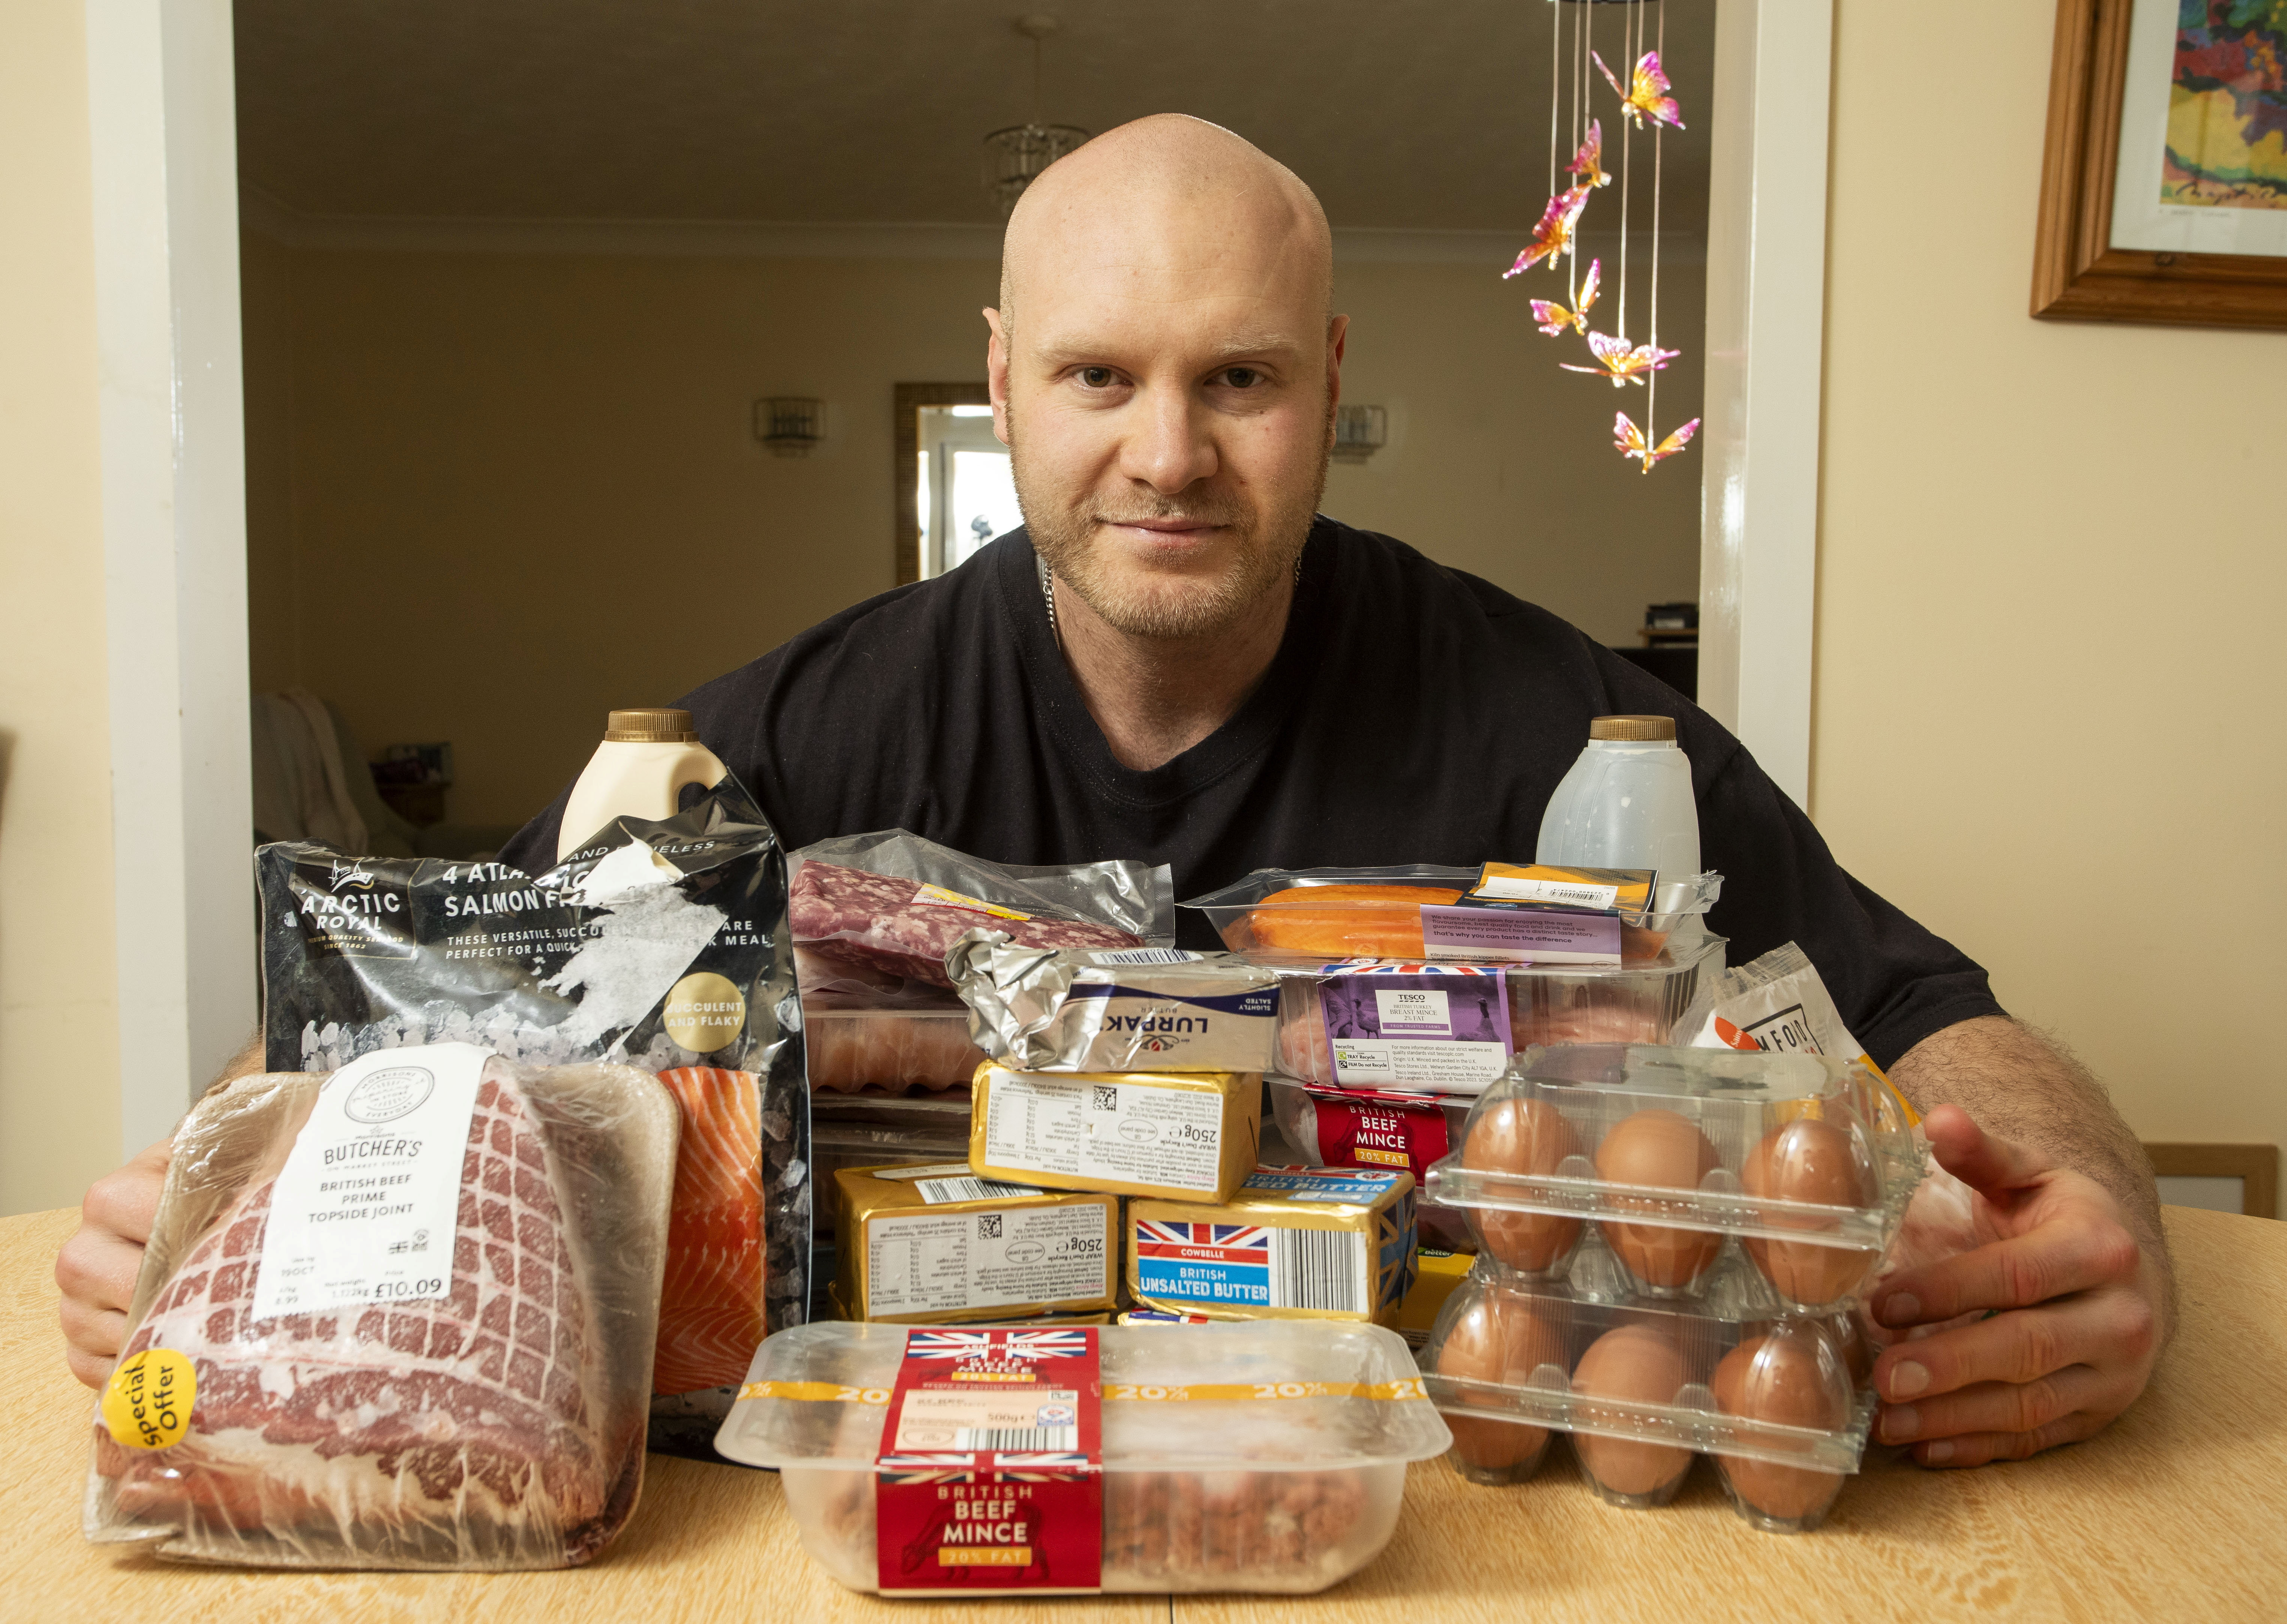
xmin=1870 ymin=1103 xmax=2165 ymax=1467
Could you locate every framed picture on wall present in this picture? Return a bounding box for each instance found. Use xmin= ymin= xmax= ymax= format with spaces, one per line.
xmin=2033 ymin=0 xmax=2287 ymax=329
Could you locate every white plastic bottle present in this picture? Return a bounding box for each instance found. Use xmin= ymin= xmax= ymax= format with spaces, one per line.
xmin=1534 ymin=715 xmax=1700 ymax=894
xmin=558 ymin=708 xmax=728 ymax=860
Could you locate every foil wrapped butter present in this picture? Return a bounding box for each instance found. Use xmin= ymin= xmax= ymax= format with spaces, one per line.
xmin=832 ymin=1160 xmax=1118 ymax=1325
xmin=1127 ymin=1166 xmax=1419 ymax=1328
xmin=1396 ymin=1246 xmax=1475 ymax=1350
xmin=947 ymin=936 xmax=1280 ymax=1073
xmin=968 ymin=1062 xmax=1262 ymax=1203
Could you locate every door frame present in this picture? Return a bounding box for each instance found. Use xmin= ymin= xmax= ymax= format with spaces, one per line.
xmin=97 ymin=6 xmax=1831 ymax=1151
xmin=85 ymin=0 xmax=254 ymax=1154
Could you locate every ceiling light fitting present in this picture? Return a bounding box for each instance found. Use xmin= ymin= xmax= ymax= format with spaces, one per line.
xmin=983 ymin=15 xmax=1089 ymax=219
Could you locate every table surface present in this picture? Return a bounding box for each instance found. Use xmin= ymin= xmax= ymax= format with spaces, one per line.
xmin=5 ymin=1202 xmax=2281 ymax=1623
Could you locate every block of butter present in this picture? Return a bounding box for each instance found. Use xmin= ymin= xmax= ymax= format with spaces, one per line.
xmin=832 ymin=1160 xmax=1118 ymax=1325
xmin=1395 ymin=1246 xmax=1475 ymax=1350
xmin=968 ymin=1062 xmax=1261 ymax=1203
xmin=1127 ymin=1166 xmax=1418 ymax=1328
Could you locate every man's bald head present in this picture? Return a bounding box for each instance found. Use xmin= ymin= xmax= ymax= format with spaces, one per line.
xmin=999 ymin=114 xmax=1333 ymax=339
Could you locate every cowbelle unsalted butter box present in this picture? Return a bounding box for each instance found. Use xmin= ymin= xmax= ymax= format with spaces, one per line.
xmin=968 ymin=1062 xmax=1261 ymax=1203
xmin=832 ymin=1160 xmax=1117 ymax=1326
xmin=1127 ymin=1166 xmax=1418 ymax=1329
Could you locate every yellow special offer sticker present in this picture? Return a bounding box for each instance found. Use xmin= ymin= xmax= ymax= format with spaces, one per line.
xmin=103 ymin=1348 xmax=196 ymax=1450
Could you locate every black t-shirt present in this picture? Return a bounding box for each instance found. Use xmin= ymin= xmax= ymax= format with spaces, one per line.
xmin=499 ymin=518 xmax=2001 ymax=1068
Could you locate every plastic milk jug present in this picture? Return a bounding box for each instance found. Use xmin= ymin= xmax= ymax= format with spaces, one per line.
xmin=557 ymin=708 xmax=728 ymax=861
xmin=1535 ymin=715 xmax=1700 ymax=911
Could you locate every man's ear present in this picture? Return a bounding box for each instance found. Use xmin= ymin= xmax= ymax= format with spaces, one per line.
xmin=984 ymin=308 xmax=1013 ymax=447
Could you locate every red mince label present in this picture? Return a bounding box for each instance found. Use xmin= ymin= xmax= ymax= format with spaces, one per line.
xmin=876 ymin=1327 xmax=1103 ymax=1594
xmin=1304 ymin=1088 xmax=1455 ymax=1180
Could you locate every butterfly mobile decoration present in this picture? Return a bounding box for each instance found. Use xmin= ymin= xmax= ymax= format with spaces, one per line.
xmin=1510 ymin=0 xmax=1700 ymax=476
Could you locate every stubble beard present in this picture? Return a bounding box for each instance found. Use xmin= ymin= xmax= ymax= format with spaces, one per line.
xmin=1009 ymin=403 xmax=1332 ymax=642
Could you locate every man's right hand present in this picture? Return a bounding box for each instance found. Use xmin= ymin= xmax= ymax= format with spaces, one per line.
xmin=55 ymin=1138 xmax=172 ymax=1389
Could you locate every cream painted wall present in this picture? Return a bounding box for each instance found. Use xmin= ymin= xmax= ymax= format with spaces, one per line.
xmin=0 ymin=0 xmax=122 ymax=1217
xmin=246 ymin=242 xmax=1705 ymax=828
xmin=1814 ymin=0 xmax=2287 ymax=1164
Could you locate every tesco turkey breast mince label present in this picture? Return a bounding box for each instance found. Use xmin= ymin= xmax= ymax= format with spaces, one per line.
xmin=251 ymin=1042 xmax=491 ymax=1320
xmin=1318 ymin=967 xmax=1512 ymax=1088
xmin=876 ymin=1328 xmax=1103 ymax=1594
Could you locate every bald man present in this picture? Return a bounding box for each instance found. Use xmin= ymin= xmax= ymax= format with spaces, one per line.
xmin=61 ymin=116 xmax=2167 ymax=1469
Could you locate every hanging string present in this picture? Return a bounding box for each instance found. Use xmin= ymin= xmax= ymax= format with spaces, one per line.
xmin=1548 ymin=0 xmax=1560 ymax=205
xmin=1655 ymin=0 xmax=1674 ymax=439
xmin=1616 ymin=0 xmax=1633 ymax=343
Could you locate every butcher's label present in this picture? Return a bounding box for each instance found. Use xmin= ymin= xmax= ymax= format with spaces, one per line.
xmin=913 ymin=883 xmax=1031 ymax=921
xmin=102 ymin=1347 xmax=196 ymax=1451
xmin=981 ymin=1071 xmax=1225 ymax=1193
xmin=1304 ymin=1088 xmax=1456 ymax=1179
xmin=876 ymin=1328 xmax=1103 ymax=1594
xmin=1320 ymin=972 xmax=1512 ymax=1089
xmin=1465 ymin=862 xmax=1655 ymax=917
xmin=251 ymin=1042 xmax=490 ymax=1320
xmin=865 ymin=1203 xmax=1110 ymax=1317
xmin=1419 ymin=904 xmax=1621 ymax=964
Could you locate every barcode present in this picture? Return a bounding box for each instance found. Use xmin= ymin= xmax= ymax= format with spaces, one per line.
xmin=915 ymin=1177 xmax=1041 ymax=1205
xmin=1093 ymin=947 xmax=1198 ymax=965
xmin=953 ymin=1426 xmax=1078 ymax=1450
xmin=1267 ymin=1227 xmax=1366 ymax=1313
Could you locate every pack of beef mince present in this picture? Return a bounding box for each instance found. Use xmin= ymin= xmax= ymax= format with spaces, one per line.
xmin=84 ymin=1046 xmax=677 ymax=1568
xmin=789 ymin=830 xmax=1172 ymax=1096
xmin=254 ymin=776 xmax=807 ymax=1459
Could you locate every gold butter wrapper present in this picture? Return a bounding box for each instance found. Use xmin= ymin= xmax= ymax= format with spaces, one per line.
xmin=1128 ymin=1166 xmax=1418 ymax=1328
xmin=832 ymin=1160 xmax=1117 ymax=1325
xmin=1396 ymin=1246 xmax=1475 ymax=1350
xmin=968 ymin=1062 xmax=1261 ymax=1203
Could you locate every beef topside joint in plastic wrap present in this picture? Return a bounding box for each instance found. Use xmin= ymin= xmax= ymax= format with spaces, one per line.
xmin=255 ymin=776 xmax=806 ymax=1459
xmin=714 ymin=1322 xmax=1452 ymax=1595
xmin=790 ymin=831 xmax=1172 ymax=990
xmin=947 ymin=935 xmax=1279 ymax=1073
xmin=84 ymin=1045 xmax=677 ymax=1568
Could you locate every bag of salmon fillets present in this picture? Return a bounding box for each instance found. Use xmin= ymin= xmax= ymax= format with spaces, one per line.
xmin=254 ymin=775 xmax=807 ymax=1459
xmin=84 ymin=1045 xmax=676 ymax=1568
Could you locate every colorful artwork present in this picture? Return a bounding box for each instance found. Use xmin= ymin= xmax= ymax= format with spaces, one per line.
xmin=2164 ymin=1 xmax=2287 ymax=208
xmin=1503 ymin=185 xmax=1591 ymax=278
xmin=1530 ymin=259 xmax=1601 ymax=336
xmin=1615 ymin=413 xmax=1701 ymax=475
xmin=1593 ymin=49 xmax=1685 ymax=133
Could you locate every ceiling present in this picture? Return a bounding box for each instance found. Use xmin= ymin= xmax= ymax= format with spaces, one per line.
xmin=233 ymin=0 xmax=1715 ymax=235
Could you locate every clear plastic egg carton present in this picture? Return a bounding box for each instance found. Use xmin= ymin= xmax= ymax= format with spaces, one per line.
xmin=1422 ymin=1256 xmax=1877 ymax=1532
xmin=1265 ymin=935 xmax=1724 ymax=1092
xmin=715 ymin=1321 xmax=1453 ymax=1594
xmin=1423 ymin=1043 xmax=1925 ymax=1310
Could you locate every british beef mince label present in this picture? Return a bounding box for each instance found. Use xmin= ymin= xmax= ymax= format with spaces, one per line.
xmin=1317 ymin=966 xmax=1513 ymax=1089
xmin=876 ymin=1328 xmax=1103 ymax=1594
xmin=251 ymin=1042 xmax=491 ymax=1320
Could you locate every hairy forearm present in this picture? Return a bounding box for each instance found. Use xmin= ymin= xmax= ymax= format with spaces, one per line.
xmin=1890 ymin=1014 xmax=2175 ymax=1336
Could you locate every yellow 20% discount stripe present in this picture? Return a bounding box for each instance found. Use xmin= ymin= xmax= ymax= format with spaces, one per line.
xmin=737 ymin=1377 xmax=1426 ymax=1405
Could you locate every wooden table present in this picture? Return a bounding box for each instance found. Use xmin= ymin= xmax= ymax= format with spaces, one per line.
xmin=5 ymin=1204 xmax=2281 ymax=1622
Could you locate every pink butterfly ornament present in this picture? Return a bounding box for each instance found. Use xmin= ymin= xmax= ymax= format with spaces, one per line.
xmin=1615 ymin=412 xmax=1701 ymax=473
xmin=1568 ymin=121 xmax=1612 ymax=189
xmin=1529 ymin=259 xmax=1602 ymax=337
xmin=1503 ymin=185 xmax=1591 ymax=278
xmin=1562 ymin=331 xmax=1680 ymax=387
xmin=1593 ymin=49 xmax=1684 ymax=132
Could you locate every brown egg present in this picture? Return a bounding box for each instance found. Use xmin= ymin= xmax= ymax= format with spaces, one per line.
xmin=1826 ymin=1310 xmax=1874 ymax=1387
xmin=1435 ymin=1290 xmax=1566 ymax=1481
xmin=1740 ymin=1117 xmax=1875 ymax=1307
xmin=1569 ymin=1324 xmax=1693 ymax=1500
xmin=1462 ymin=1097 xmax=1584 ymax=1274
xmin=1593 ymin=1109 xmax=1723 ymax=1291
xmin=1710 ymin=1330 xmax=1852 ymax=1525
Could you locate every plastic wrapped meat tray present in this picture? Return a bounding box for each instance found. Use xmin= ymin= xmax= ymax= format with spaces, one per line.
xmin=1268 ymin=934 xmax=1724 ymax=1094
xmin=714 ymin=1322 xmax=1451 ymax=1593
xmin=804 ymin=1004 xmax=985 ymax=1094
xmin=82 ymin=1053 xmax=677 ymax=1569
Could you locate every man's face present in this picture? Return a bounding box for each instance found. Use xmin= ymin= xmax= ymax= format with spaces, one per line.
xmin=988 ymin=215 xmax=1344 ymax=641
